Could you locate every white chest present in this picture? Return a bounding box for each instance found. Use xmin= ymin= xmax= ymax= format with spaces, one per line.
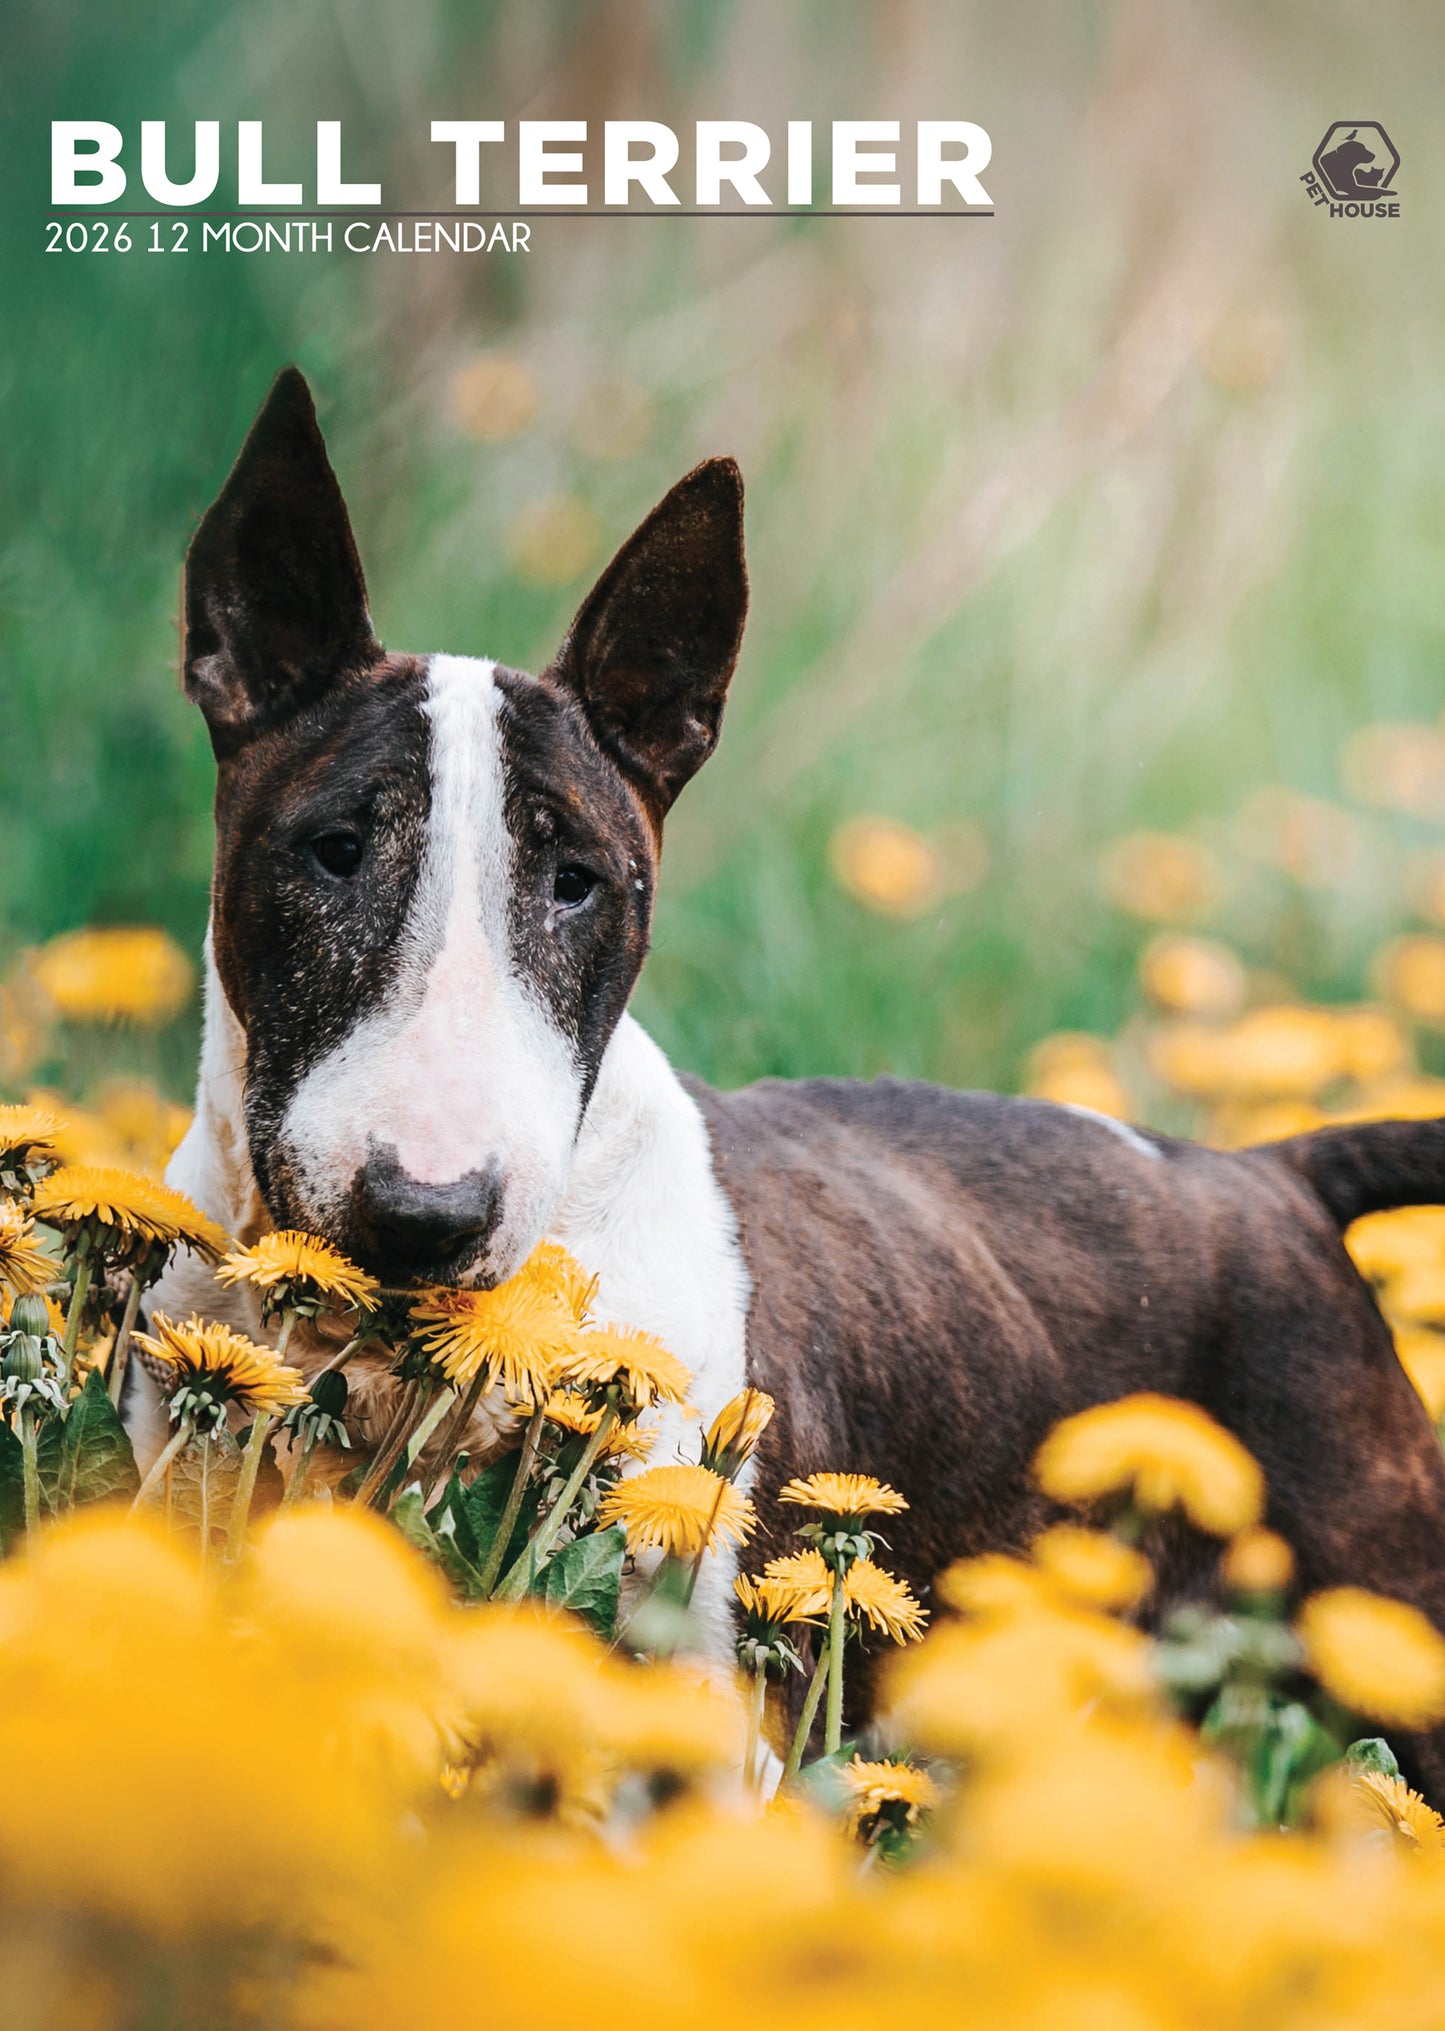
xmin=548 ymin=1018 xmax=753 ymax=1661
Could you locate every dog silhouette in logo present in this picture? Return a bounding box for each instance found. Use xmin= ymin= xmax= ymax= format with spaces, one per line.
xmin=1320 ymin=129 xmax=1388 ymax=199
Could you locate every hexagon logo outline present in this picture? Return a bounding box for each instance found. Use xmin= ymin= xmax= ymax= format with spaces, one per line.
xmin=1311 ymin=122 xmax=1400 ymax=204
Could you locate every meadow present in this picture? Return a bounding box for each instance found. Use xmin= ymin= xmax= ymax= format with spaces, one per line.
xmin=8 ymin=3 xmax=1445 ymax=2024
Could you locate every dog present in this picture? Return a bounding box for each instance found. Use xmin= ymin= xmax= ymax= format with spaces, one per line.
xmin=151 ymin=369 xmax=1445 ymax=1783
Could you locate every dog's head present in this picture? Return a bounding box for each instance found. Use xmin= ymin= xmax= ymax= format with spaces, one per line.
xmin=184 ymin=369 xmax=746 ymax=1287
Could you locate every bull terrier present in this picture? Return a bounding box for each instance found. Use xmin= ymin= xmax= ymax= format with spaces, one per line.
xmin=150 ymin=370 xmax=1445 ymax=1784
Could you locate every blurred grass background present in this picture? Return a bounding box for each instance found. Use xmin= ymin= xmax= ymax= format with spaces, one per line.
xmin=3 ymin=0 xmax=1445 ymax=1108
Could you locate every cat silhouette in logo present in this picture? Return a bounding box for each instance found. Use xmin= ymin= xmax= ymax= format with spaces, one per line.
xmin=1321 ymin=129 xmax=1389 ymax=199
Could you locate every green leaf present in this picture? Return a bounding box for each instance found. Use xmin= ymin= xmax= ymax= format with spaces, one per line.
xmin=167 ymin=1437 xmax=244 ymax=1557
xmin=1253 ymin=1700 xmax=1340 ymax=1828
xmin=1345 ymin=1736 xmax=1401 ymax=1781
xmin=34 ymin=1416 xmax=64 ymax=1512
xmin=0 ymin=1423 xmax=25 ymax=1554
xmin=55 ymin=1371 xmax=140 ymax=1509
xmin=428 ymin=1467 xmax=480 ymax=1568
xmin=538 ymin=1524 xmax=626 ymax=1637
xmin=466 ymin=1451 xmax=540 ymax=1573
xmin=418 ymin=1472 xmax=499 ymax=1600
xmin=391 ymin=1488 xmax=445 ymax=1562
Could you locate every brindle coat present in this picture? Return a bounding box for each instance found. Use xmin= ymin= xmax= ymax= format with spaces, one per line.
xmin=166 ymin=369 xmax=1445 ymax=1794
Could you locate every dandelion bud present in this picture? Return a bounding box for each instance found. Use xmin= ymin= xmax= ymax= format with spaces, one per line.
xmin=1 ymin=1335 xmax=43 ymax=1384
xmin=701 ymin=1388 xmax=775 ymax=1480
xmin=6 ymin=1294 xmax=52 ymax=1340
xmin=310 ymin=1368 xmax=349 ymax=1419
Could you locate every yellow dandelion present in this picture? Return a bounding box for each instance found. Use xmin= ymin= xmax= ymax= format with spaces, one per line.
xmin=0 ymin=1201 xmax=58 ymax=1297
xmin=94 ymin=1080 xmax=194 ymax=1175
xmin=762 ymin=1546 xmax=925 ymax=1640
xmin=559 ymin=1323 xmax=692 ymax=1412
xmin=1031 ymin=1525 xmax=1152 ymax=1613
xmin=410 ymin=1273 xmax=579 ymax=1402
xmin=843 ymin=1559 xmax=928 ymax=1644
xmin=30 ymin=1165 xmax=228 ymax=1266
xmin=762 ymin=1547 xmax=833 ymax=1620
xmin=935 ymin=1551 xmax=1054 ymax=1620
xmin=829 ymin=817 xmax=943 ymax=919
xmin=29 ymin=926 xmax=192 ymax=1025
xmin=733 ymin=1571 xmax=806 ymax=1629
xmin=450 ymin=353 xmax=540 ymax=442
xmin=517 ymin=1240 xmax=597 ymax=1325
xmin=439 ymin=1762 xmax=471 ymax=1801
xmin=1152 ymin=1005 xmax=1348 ymax=1103
xmin=1393 ymin=1328 xmax=1445 ymax=1423
xmin=594 ymin=1657 xmax=744 ymax=1774
xmin=777 ymin=1471 xmax=909 ymax=1522
xmin=1221 ymin=1526 xmax=1295 ymax=1596
xmin=1024 ymin=1032 xmax=1134 ymax=1120
xmin=132 ymin=1313 xmax=310 ymax=1422
xmin=541 ymin=1388 xmax=656 ymax=1463
xmin=1034 ymin=1393 xmax=1264 ymax=1536
xmin=1209 ymin=1098 xmax=1328 ymax=1150
xmin=1100 ymin=832 xmax=1220 ymax=923
xmin=21 ymin=1090 xmax=130 ymax=1172
xmin=1351 ymin=1768 xmax=1445 ymax=1852
xmin=840 ymin=1757 xmax=940 ymax=1837
xmin=1334 ymin=1005 xmax=1412 ymax=1085
xmin=1372 ymin=934 xmax=1445 ymax=1026
xmin=595 ymin=1462 xmax=755 ymax=1561
xmin=1348 ymin=1206 xmax=1445 ymax=1286
xmin=0 ymin=1104 xmax=66 ymax=1171
xmin=701 ymin=1388 xmax=775 ymax=1477
xmin=1298 ymin=1588 xmax=1445 ymax=1728
xmin=1138 ymin=933 xmax=1247 ymax=1018
xmin=218 ymin=1229 xmax=380 ymax=1318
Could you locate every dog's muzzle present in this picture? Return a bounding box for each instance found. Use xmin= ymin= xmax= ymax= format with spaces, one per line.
xmin=350 ymin=1143 xmax=504 ymax=1284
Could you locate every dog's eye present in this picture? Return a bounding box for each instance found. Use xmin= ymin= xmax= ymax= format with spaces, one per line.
xmin=553 ymin=865 xmax=597 ymax=907
xmin=310 ymin=831 xmax=364 ymax=879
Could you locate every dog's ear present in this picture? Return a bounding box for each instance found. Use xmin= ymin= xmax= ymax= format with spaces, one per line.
xmin=546 ymin=458 xmax=747 ymax=825
xmin=183 ymin=368 xmax=378 ymax=758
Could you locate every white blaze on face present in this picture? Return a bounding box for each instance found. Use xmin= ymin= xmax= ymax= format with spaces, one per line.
xmin=280 ymin=653 xmax=585 ymax=1275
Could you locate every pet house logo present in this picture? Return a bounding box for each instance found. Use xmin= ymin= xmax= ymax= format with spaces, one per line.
xmin=1301 ymin=122 xmax=1400 ymax=217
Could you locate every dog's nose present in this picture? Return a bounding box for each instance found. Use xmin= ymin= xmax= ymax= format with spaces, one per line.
xmin=353 ymin=1147 xmax=503 ymax=1278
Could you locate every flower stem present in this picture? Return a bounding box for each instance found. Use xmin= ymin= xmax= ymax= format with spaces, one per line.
xmin=745 ymin=1663 xmax=768 ymax=1790
xmin=281 ymin=1428 xmax=320 ymax=1509
xmin=824 ymin=1564 xmax=848 ymax=1756
xmin=198 ymin=1435 xmax=212 ymax=1565
xmin=60 ymin=1230 xmax=94 ymax=1387
xmin=107 ymin=1271 xmax=145 ymax=1410
xmin=476 ymin=1409 xmax=544 ymax=1599
xmin=495 ymin=1407 xmax=617 ymax=1600
xmin=682 ymin=1473 xmax=730 ymax=1609
xmin=422 ymin=1366 xmax=493 ymax=1506
xmin=354 ymin=1377 xmax=424 ymax=1507
xmin=130 ymin=1419 xmax=193 ymax=1512
xmin=783 ymin=1645 xmax=830 ymax=1786
xmin=224 ymin=1413 xmax=274 ymax=1560
xmin=316 ymin=1328 xmax=370 ymax=1378
xmin=19 ymin=1407 xmax=40 ymax=1537
xmin=380 ymin=1385 xmax=458 ymax=1511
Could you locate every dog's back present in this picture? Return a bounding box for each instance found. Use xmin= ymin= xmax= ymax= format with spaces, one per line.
xmin=694 ymin=1076 xmax=1445 ymax=1775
